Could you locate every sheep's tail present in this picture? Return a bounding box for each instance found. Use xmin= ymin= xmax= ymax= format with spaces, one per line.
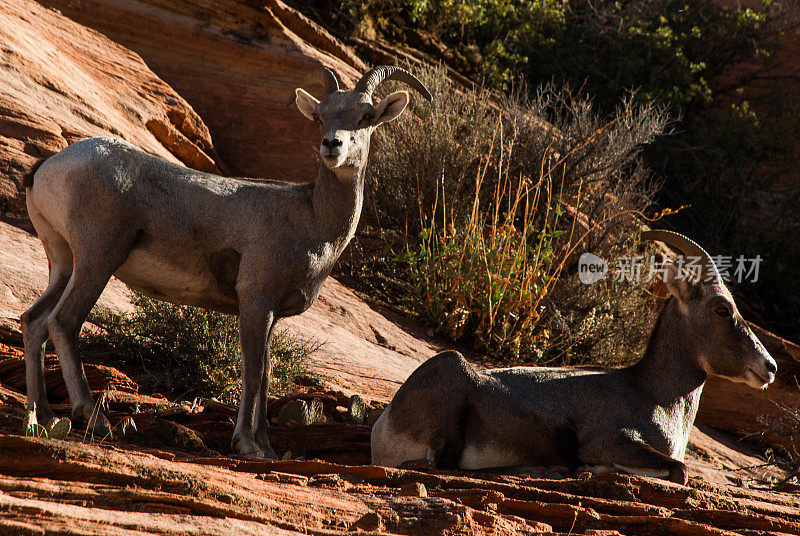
xmin=22 ymin=158 xmax=45 ymax=188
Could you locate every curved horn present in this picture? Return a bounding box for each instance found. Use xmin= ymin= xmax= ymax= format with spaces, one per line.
xmin=302 ymin=66 xmax=339 ymax=94
xmin=354 ymin=65 xmax=433 ymax=101
xmin=642 ymin=229 xmax=721 ymax=284
xmin=287 ymin=67 xmax=339 ymax=106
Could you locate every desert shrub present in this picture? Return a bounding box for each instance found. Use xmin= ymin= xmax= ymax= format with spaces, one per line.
xmin=366 ymin=65 xmax=665 ymax=239
xmin=297 ymin=0 xmax=800 ymax=341
xmin=87 ymin=294 xmax=318 ymax=402
xmin=343 ymin=64 xmax=668 ymax=365
xmin=396 ymin=143 xmax=568 ymax=361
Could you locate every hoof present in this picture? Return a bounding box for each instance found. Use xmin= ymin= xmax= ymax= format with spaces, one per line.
xmin=260 ymin=443 xmax=278 ymax=460
xmin=255 ymin=438 xmax=277 ymax=459
xmin=232 ymin=435 xmax=270 ymax=458
xmin=255 ymin=431 xmax=278 ymax=460
xmin=73 ymin=405 xmax=113 ymax=439
xmin=669 ymin=463 xmax=688 ymax=485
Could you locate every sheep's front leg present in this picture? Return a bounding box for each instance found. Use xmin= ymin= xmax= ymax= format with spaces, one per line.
xmin=580 ymin=434 xmax=687 ymax=485
xmin=232 ymin=292 xmax=275 ymax=457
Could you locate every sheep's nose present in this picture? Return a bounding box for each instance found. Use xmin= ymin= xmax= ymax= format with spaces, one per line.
xmin=765 ymin=358 xmax=777 ymax=375
xmin=322 ymin=136 xmax=343 ymax=149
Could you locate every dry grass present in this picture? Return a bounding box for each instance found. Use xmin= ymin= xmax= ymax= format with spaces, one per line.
xmin=755 ymin=399 xmax=800 ymax=487
xmin=341 ymin=63 xmax=669 ymax=365
xmin=400 ymin=119 xmax=573 ymax=360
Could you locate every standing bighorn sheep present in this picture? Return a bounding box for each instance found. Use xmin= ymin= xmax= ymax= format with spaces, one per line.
xmin=22 ymin=65 xmax=431 ymax=457
xmin=372 ymin=230 xmax=777 ymax=483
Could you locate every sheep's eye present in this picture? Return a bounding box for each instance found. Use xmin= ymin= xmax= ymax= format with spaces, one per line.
xmin=360 ymin=113 xmax=374 ymax=126
xmin=312 ymin=113 xmax=321 ymax=124
xmin=714 ymin=304 xmax=732 ymax=318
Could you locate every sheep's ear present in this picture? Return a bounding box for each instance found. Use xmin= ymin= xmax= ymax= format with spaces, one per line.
xmin=373 ymin=91 xmax=409 ymax=126
xmin=663 ymin=262 xmax=693 ymax=303
xmin=295 ymin=88 xmax=319 ymax=120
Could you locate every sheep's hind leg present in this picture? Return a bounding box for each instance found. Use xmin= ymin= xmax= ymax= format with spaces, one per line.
xmin=21 ymin=229 xmax=73 ymax=425
xmin=253 ymin=323 xmax=277 ymax=458
xmin=371 ymin=351 xmax=476 ymax=468
xmin=46 ymin=241 xmax=133 ymax=438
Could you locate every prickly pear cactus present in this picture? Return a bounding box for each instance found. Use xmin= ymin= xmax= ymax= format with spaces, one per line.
xmin=277 ymin=400 xmax=308 ymax=426
xmin=306 ymin=398 xmax=325 ymax=424
xmin=348 ymin=395 xmax=367 ymax=423
xmin=46 ymin=417 xmax=72 ymax=440
xmin=366 ymin=405 xmax=385 ymax=426
xmin=22 ymin=402 xmax=73 ymax=439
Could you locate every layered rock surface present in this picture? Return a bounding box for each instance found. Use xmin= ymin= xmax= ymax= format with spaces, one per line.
xmin=0 ymin=0 xmax=224 ymax=216
xmin=0 ymin=398 xmax=797 ymax=536
xmin=0 ymin=347 xmax=796 ymax=536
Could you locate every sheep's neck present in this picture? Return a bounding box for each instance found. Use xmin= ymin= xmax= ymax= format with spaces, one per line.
xmin=312 ymin=162 xmax=364 ymax=254
xmin=624 ymin=298 xmax=706 ymax=431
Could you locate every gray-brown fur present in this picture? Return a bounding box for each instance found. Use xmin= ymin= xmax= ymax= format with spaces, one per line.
xmin=21 ymin=66 xmax=431 ymax=457
xmin=382 ymin=351 xmax=579 ymax=469
xmin=22 ymin=159 xmax=44 ymax=188
xmin=372 ymin=231 xmax=776 ymax=484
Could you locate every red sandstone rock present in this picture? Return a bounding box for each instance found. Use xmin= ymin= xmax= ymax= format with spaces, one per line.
xmin=280 ymin=280 xmax=442 ymax=401
xmin=0 ymin=0 xmax=223 ymax=216
xmin=1 ymin=431 xmax=798 ymax=536
xmin=0 ymin=349 xmax=138 ymax=401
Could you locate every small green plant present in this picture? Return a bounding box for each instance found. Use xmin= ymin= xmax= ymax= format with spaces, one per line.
xmin=22 ymin=403 xmax=72 ymax=440
xmin=87 ymin=294 xmax=319 ymax=403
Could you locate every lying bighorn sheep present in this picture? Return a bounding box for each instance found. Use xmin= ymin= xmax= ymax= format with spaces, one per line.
xmin=22 ymin=65 xmax=431 ymax=457
xmin=371 ymin=230 xmax=777 ymax=483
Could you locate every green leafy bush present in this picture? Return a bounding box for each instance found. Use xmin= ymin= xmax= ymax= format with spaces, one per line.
xmin=87 ymin=294 xmax=318 ymax=402
xmin=330 ymin=0 xmax=790 ymax=109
